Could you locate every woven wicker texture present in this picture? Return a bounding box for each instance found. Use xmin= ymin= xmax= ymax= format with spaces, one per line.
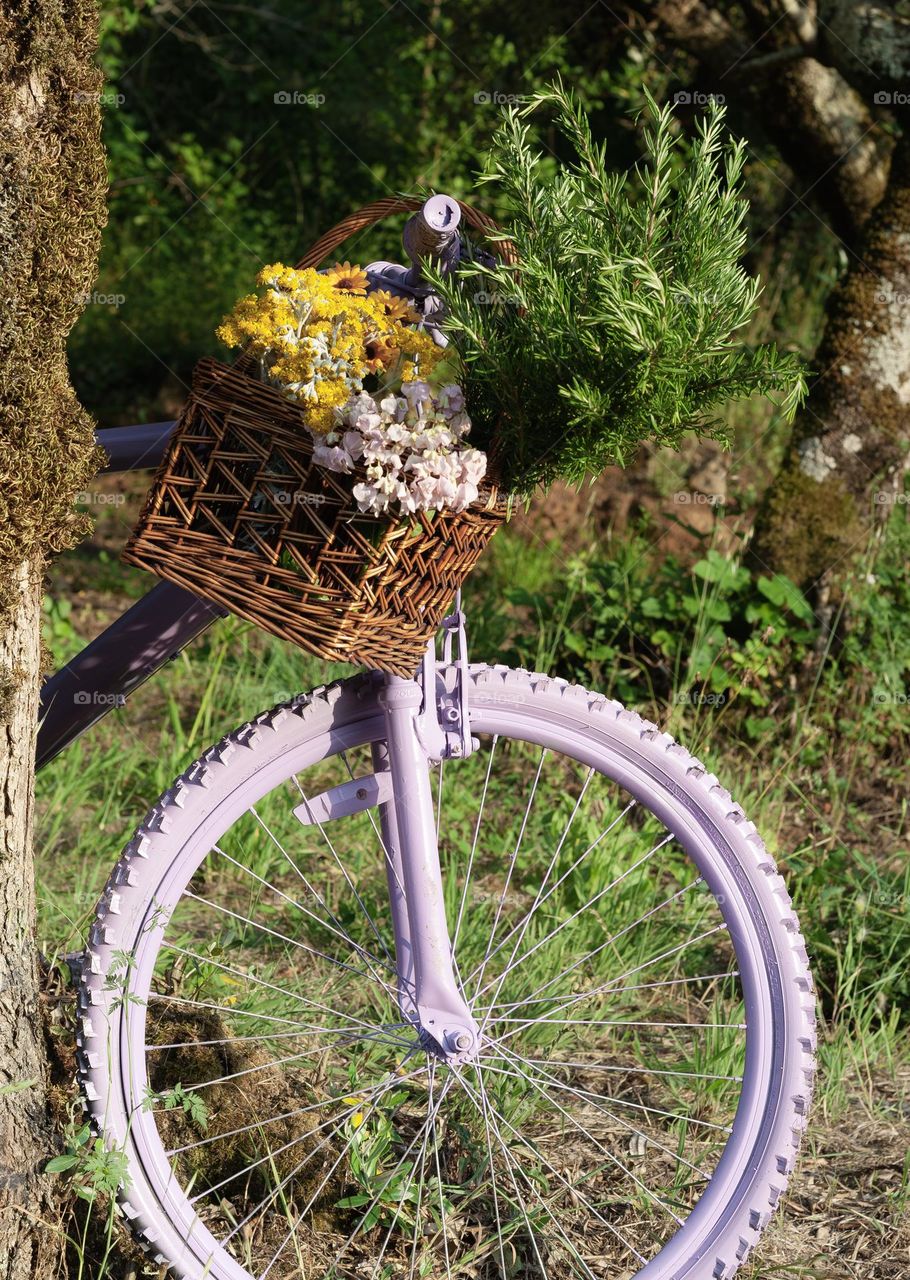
xmin=123 ymin=364 xmax=507 ymax=673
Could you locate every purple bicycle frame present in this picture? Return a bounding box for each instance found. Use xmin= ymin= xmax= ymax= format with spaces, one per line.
xmin=36 ymin=421 xmax=229 ymax=770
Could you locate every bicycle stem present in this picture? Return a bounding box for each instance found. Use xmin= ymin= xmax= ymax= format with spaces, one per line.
xmin=377 ymin=672 xmax=480 ymax=1061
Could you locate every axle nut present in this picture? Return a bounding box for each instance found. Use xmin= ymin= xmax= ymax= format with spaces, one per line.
xmin=452 ymin=1032 xmax=473 ymax=1052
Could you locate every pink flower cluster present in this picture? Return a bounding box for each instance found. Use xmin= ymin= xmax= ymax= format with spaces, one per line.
xmin=310 ymin=382 xmax=487 ymax=517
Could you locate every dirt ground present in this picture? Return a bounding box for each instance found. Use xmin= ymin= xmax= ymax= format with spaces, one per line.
xmin=749 ymin=1068 xmax=910 ymax=1278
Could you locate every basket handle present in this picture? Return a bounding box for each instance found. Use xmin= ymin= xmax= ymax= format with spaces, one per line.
xmin=294 ymin=195 xmax=517 ymax=270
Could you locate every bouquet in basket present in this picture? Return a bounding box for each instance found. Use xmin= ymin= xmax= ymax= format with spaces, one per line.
xmin=217 ymin=80 xmax=805 ymax=513
xmin=216 ymin=263 xmax=486 ymax=517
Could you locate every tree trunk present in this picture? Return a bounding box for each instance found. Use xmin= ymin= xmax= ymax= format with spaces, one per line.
xmin=751 ymin=132 xmax=910 ymax=592
xmin=652 ymin=0 xmax=892 ymax=239
xmin=0 ymin=559 xmax=57 ymax=1277
xmin=0 ymin=1 xmax=107 ymax=1273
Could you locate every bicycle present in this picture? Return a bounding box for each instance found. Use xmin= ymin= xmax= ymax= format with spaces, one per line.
xmin=42 ymin=195 xmax=816 ymax=1280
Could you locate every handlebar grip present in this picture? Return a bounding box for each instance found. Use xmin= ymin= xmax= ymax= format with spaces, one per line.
xmin=402 ymin=193 xmax=463 ymax=279
xmin=404 ymin=194 xmax=461 ymax=256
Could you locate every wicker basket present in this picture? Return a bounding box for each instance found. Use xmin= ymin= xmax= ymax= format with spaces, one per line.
xmin=123 ymin=197 xmax=512 ymax=674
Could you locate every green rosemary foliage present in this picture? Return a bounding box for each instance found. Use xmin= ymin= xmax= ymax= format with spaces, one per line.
xmin=431 ymin=81 xmax=806 ymax=494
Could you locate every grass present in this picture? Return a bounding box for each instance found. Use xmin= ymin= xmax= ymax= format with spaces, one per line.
xmin=35 ymin=483 xmax=910 ymax=1278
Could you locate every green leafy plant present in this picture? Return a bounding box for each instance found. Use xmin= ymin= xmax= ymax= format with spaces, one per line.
xmin=432 ymin=80 xmax=806 ymax=492
xmin=142 ymin=1081 xmax=209 ymax=1133
xmin=503 ymin=535 xmax=817 ymax=729
xmin=335 ymin=1084 xmax=453 ymax=1235
xmin=46 ymin=1097 xmax=131 ymax=1280
xmin=46 ymin=1106 xmax=129 ymax=1203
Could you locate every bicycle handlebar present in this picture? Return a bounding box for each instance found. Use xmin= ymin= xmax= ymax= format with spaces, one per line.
xmin=402 ymin=194 xmax=462 ymax=275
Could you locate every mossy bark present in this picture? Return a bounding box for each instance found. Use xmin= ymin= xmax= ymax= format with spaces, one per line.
xmin=751 ymin=132 xmax=910 ymax=589
xmin=0 ymin=560 xmax=57 ymax=1278
xmin=0 ymin=1 xmax=107 ymax=1273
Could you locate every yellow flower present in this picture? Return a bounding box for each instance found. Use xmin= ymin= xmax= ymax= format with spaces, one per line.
xmin=364 ymin=334 xmax=400 ymax=372
xmin=343 ymin=1095 xmax=366 ymax=1129
xmin=324 ymin=261 xmax=369 ymax=296
xmin=396 ymin=325 xmax=445 ymax=375
xmin=372 ymin=289 xmax=421 ymax=325
xmin=217 ymin=261 xmax=449 ymax=430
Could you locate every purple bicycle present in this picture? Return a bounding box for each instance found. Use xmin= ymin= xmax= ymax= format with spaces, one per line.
xmin=48 ymin=198 xmax=816 ymax=1280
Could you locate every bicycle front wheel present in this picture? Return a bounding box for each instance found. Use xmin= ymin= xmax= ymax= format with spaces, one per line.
xmin=79 ymin=666 xmax=815 ymax=1280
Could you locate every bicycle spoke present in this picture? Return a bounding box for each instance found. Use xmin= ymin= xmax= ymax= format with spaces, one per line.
xmin=147 ymin=1021 xmax=409 ymax=1052
xmin=326 ymin=1068 xmax=457 ymax=1276
xmin=166 ymin=1059 xmax=427 ymax=1158
xmin=473 ymin=1057 xmax=510 ymax=1280
xmin=479 ymin=1056 xmax=686 ymax=1223
xmin=471 ymin=1064 xmax=556 ymax=1280
xmin=451 ymin=734 xmax=498 ymax=957
xmin=476 ymin=765 xmax=594 ymax=1031
xmin=480 ymin=969 xmax=741 ymax=1017
xmin=473 ymin=748 xmax=547 ymax=998
xmin=247 ymin=803 xmax=386 ymax=964
xmin=490 ymin=1015 xmax=744 ymax=1030
xmin=289 ymin=782 xmax=393 ymax=963
xmin=493 ymin=921 xmax=730 ymax=1028
xmin=488 ymin=1065 xmax=733 ymax=1133
xmin=160 ymin=944 xmax=402 ymax=1035
xmin=244 ymin=1062 xmax=426 ymax=1266
xmin=489 ymin=1043 xmax=714 ymax=1180
xmin=521 ymin=1056 xmax=742 ymax=1084
xmin=158 ymin=1038 xmax=391 ymax=1098
xmin=460 ymin=796 xmax=638 ymax=988
xmin=429 ymin=1062 xmax=453 ymax=1280
xmin=406 ymin=1091 xmax=433 ymax=1280
xmin=148 ymin=991 xmax=392 ymax=1034
xmin=469 ymin=1069 xmax=649 ymax=1265
xmin=212 ymin=842 xmax=396 ymax=977
xmin=461 ymin=1065 xmax=645 ymax=1271
xmin=183 ymin=889 xmax=399 ymax=1001
xmin=189 ymin=1101 xmax=358 ymax=1205
xmin=473 ymin=842 xmax=688 ymax=1004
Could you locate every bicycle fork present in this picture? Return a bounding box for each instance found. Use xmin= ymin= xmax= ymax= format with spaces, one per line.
xmin=373 ymin=672 xmax=480 ymax=1062
xmin=295 ymin=616 xmax=478 ymax=1061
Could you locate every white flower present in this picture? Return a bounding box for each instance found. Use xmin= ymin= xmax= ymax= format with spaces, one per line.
xmin=451 ymin=481 xmax=479 ymax=511
xmin=312 ymin=381 xmax=485 ymax=518
xmin=342 ymin=392 xmax=378 ymax=426
xmin=408 ymin=475 xmax=442 ymax=509
xmin=447 ymin=410 xmax=472 ymax=438
xmin=342 ymin=430 xmax=364 ymax=460
xmin=458 ymin=448 xmax=487 ymax=486
xmin=379 ymin=394 xmax=408 ymax=422
xmin=352 ymin=481 xmax=388 ymax=514
xmin=313 ymin=443 xmax=354 ymax=473
xmin=402 ymin=381 xmax=433 ymax=413
xmin=439 ymin=384 xmax=465 ymax=414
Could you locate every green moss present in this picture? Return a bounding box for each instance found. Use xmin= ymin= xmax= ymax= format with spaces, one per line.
xmin=752 ymin=465 xmax=864 ymax=586
xmin=147 ymin=1006 xmax=337 ymax=1204
xmin=0 ymin=0 xmax=108 ymax=626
